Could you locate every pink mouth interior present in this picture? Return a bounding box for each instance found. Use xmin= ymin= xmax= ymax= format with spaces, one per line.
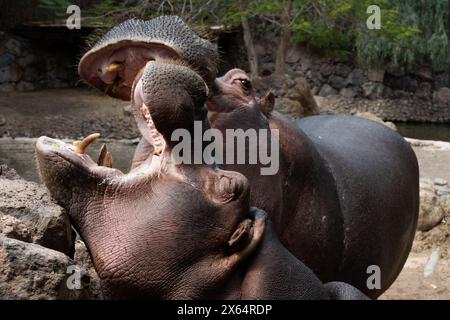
xmin=132 ymin=76 xmax=166 ymax=156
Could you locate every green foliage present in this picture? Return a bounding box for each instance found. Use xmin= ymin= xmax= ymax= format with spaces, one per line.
xmin=37 ymin=0 xmax=449 ymax=71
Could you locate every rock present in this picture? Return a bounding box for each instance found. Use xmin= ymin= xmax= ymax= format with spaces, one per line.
xmin=0 ymin=164 xmax=21 ymax=179
xmin=0 ymin=63 xmax=23 ymax=83
xmin=0 ymin=114 xmax=5 ymax=126
xmin=433 ymin=87 xmax=450 ymax=105
xmin=319 ymin=84 xmax=338 ymax=97
xmin=0 ymin=52 xmax=14 ymax=68
xmin=0 ymin=235 xmax=92 ymax=299
xmin=329 ymin=75 xmax=345 ymax=90
xmin=260 ymin=62 xmax=275 ymax=76
xmin=411 ymin=66 xmax=433 ymax=81
xmin=415 ymin=82 xmax=432 ymax=100
xmin=340 ymin=87 xmax=358 ymax=98
xmin=306 ymin=70 xmax=324 ymax=86
xmin=436 ymin=189 xmax=450 ymax=197
xmin=320 ymin=63 xmax=334 ymax=77
xmin=362 ymin=82 xmax=385 ymax=99
xmin=418 ymin=182 xmax=446 ymax=231
xmin=334 ymin=63 xmax=352 ymax=78
xmin=16 ymin=81 xmax=35 ymax=91
xmin=17 ymin=52 xmax=37 ymax=67
xmin=274 ymin=97 xmax=303 ymax=118
xmin=354 ymin=112 xmax=397 ymax=131
xmin=0 ymin=83 xmax=15 ymax=92
xmin=0 ymin=215 xmax=32 ymax=242
xmin=0 ymin=177 xmax=73 ymax=256
xmin=434 ymin=178 xmax=448 ymax=187
xmin=435 ymin=73 xmax=450 ymax=89
xmin=345 ymin=69 xmax=366 ymax=87
xmin=367 ymin=67 xmax=385 ymax=82
xmin=286 ymin=47 xmax=302 ymax=64
xmin=4 ymin=38 xmax=23 ymax=56
xmin=123 ymin=105 xmax=133 ymax=117
xmin=22 ymin=66 xmax=39 ymax=82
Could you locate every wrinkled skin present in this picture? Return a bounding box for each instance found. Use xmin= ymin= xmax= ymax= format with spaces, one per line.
xmin=76 ymin=16 xmax=419 ymax=298
xmin=36 ymin=61 xmax=368 ymax=300
xmin=207 ymin=69 xmax=420 ymax=298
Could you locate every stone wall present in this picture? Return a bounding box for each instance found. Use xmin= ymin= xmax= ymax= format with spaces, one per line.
xmin=253 ymin=38 xmax=450 ymax=106
xmin=0 ymin=31 xmax=78 ymax=92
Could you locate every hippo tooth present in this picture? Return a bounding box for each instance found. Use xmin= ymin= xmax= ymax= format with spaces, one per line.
xmin=105 ymin=62 xmax=124 ymax=73
xmin=73 ymin=133 xmax=101 ymax=154
xmin=97 ymin=143 xmax=113 ymax=168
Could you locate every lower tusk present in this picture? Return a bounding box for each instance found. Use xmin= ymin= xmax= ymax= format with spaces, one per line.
xmin=106 ymin=62 xmax=124 ymax=73
xmin=73 ymin=133 xmax=101 ymax=154
xmin=97 ymin=143 xmax=113 ymax=168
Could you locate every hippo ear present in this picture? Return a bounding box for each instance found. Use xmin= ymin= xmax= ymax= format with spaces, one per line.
xmin=225 ymin=208 xmax=267 ymax=266
xmin=259 ymin=91 xmax=275 ymax=116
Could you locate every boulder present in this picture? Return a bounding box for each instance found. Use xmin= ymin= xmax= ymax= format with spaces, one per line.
xmin=0 ymin=83 xmax=15 ymax=92
xmin=16 ymin=81 xmax=35 ymax=92
xmin=0 ymin=164 xmax=21 ymax=180
xmin=334 ymin=63 xmax=352 ymax=78
xmin=340 ymin=87 xmax=358 ymax=98
xmin=4 ymin=38 xmax=23 ymax=56
xmin=0 ymin=235 xmax=93 ymax=299
xmin=362 ymin=82 xmax=385 ymax=99
xmin=345 ymin=69 xmax=366 ymax=87
xmin=433 ymin=87 xmax=450 ymax=105
xmin=329 ymin=75 xmax=345 ymax=90
xmin=354 ymin=112 xmax=397 ymax=131
xmin=418 ymin=179 xmax=447 ymax=231
xmin=434 ymin=73 xmax=450 ymax=89
xmin=320 ymin=63 xmax=334 ymax=77
xmin=319 ymin=84 xmax=338 ymax=97
xmin=0 ymin=173 xmax=73 ymax=256
xmin=274 ymin=97 xmax=303 ymax=118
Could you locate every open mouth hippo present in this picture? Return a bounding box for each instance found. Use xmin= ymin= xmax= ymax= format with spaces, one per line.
xmin=36 ymin=58 xmax=368 ymax=300
xmin=71 ymin=15 xmax=419 ymax=299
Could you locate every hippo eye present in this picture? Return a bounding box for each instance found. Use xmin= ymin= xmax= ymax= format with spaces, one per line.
xmin=97 ymin=67 xmax=102 ymax=73
xmin=239 ymin=79 xmax=252 ymax=91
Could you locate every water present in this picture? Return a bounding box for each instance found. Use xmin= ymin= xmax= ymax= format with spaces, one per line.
xmin=395 ymin=123 xmax=450 ymax=142
xmin=0 ymin=138 xmax=137 ymax=183
xmin=1 ymin=122 xmax=450 ymax=182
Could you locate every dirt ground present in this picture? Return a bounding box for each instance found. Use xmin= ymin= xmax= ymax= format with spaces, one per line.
xmin=0 ymin=89 xmax=137 ymax=140
xmin=1 ymin=88 xmax=449 ymax=299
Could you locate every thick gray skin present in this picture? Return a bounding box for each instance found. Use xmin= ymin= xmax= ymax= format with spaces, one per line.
xmin=297 ymin=115 xmax=419 ymax=295
xmin=207 ymin=70 xmax=419 ymax=298
xmin=36 ymin=61 xmax=368 ymax=300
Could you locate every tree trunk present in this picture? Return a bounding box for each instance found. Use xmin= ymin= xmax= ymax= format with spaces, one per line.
xmin=275 ymin=0 xmax=293 ymax=76
xmin=239 ymin=0 xmax=258 ymax=78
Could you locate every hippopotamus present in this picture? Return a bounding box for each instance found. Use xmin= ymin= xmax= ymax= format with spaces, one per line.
xmin=36 ymin=60 xmax=368 ymax=299
xmin=76 ymin=16 xmax=419 ymax=298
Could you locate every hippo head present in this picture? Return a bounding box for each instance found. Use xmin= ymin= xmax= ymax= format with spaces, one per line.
xmin=36 ymin=61 xmax=266 ymax=299
xmin=79 ymin=16 xmax=218 ymax=100
xmin=207 ymin=68 xmax=275 ymax=131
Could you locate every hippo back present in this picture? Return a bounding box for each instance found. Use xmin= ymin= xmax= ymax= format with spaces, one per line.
xmin=297 ymin=114 xmax=419 ymax=298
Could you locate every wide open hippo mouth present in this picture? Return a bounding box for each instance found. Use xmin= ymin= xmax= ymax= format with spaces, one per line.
xmin=79 ymin=43 xmax=180 ymax=101
xmin=36 ymin=60 xmax=248 ymax=208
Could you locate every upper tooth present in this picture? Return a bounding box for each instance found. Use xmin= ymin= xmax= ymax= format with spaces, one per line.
xmin=73 ymin=133 xmax=100 ymax=154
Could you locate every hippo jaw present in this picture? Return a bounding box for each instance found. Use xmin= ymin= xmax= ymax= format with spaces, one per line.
xmin=79 ymin=16 xmax=218 ymax=100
